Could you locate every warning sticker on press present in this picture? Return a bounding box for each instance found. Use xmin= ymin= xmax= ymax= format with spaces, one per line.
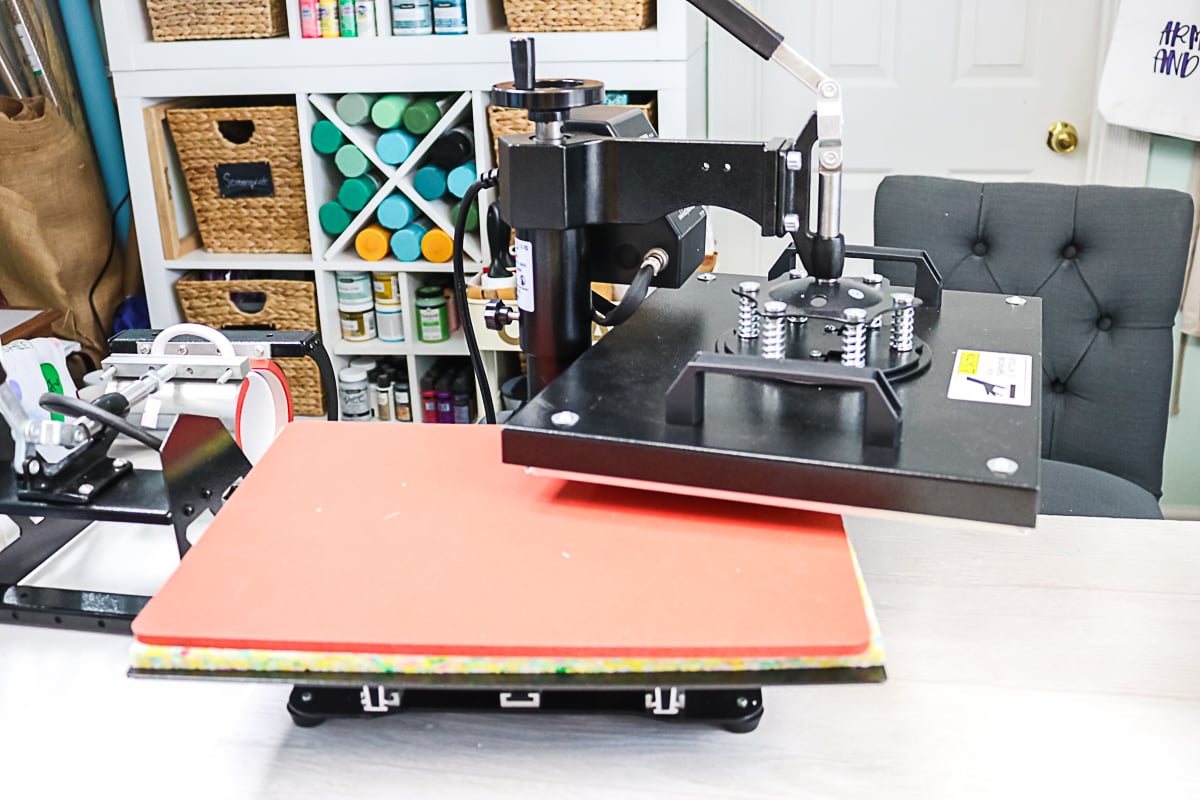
xmin=947 ymin=350 xmax=1033 ymax=407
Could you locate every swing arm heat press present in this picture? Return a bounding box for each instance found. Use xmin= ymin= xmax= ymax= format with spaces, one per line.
xmin=489 ymin=0 xmax=1043 ymax=528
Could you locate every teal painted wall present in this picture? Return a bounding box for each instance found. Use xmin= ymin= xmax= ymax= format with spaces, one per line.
xmin=1145 ymin=135 xmax=1199 ymax=515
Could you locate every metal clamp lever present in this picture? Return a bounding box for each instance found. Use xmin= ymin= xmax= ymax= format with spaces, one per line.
xmin=665 ymin=351 xmax=902 ymax=448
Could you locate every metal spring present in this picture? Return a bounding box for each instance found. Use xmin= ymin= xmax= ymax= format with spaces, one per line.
xmin=841 ymin=309 xmax=867 ymax=367
xmin=761 ymin=301 xmax=787 ymax=359
xmin=737 ymin=281 xmax=761 ymax=339
xmin=890 ymin=294 xmax=915 ymax=353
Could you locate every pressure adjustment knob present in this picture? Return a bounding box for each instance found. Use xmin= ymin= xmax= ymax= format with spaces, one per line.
xmin=484 ymin=299 xmax=521 ymax=330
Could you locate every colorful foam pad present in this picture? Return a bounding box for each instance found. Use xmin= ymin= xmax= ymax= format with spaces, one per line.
xmin=133 ymin=423 xmax=872 ymax=661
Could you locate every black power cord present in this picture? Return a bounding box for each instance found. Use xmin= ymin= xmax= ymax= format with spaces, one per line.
xmin=39 ymin=392 xmax=163 ymax=451
xmin=592 ymin=263 xmax=656 ymax=327
xmin=89 ymin=192 xmax=131 ymax=343
xmin=452 ymin=168 xmax=500 ymax=425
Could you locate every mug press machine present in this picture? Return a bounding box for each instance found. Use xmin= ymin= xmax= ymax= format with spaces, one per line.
xmin=8 ymin=0 xmax=1042 ymax=734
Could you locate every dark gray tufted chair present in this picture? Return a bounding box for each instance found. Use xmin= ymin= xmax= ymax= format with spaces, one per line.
xmin=873 ymin=176 xmax=1193 ymax=518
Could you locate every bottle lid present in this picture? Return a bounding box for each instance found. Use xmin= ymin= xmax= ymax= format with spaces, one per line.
xmin=350 ymin=357 xmax=377 ymax=371
xmin=339 ymin=367 xmax=368 ymax=383
xmin=371 ymin=94 xmax=411 ymax=130
xmin=334 ymin=144 xmax=370 ymax=178
xmin=450 ymin=200 xmax=479 ymax=232
xmin=376 ymin=129 xmax=416 ymax=166
xmin=421 ymin=228 xmax=454 ymax=263
xmin=355 ymin=224 xmax=391 ymax=262
xmin=446 ymin=162 xmax=477 ymax=199
xmin=338 ymin=297 xmax=375 ymax=312
xmin=311 ymin=119 xmax=345 ymax=155
xmin=403 ymin=98 xmax=444 ymax=136
xmin=390 ymin=230 xmax=423 ymax=262
xmin=335 ymin=93 xmax=376 ymax=127
xmin=412 ymin=165 xmax=448 ymax=201
xmin=377 ymin=194 xmax=415 ymax=230
xmin=338 ymin=176 xmax=379 ymax=213
xmin=416 ymin=285 xmax=445 ymax=300
xmin=318 ymin=201 xmax=352 ymax=235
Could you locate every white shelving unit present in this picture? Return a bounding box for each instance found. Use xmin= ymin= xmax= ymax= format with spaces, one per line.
xmin=99 ymin=0 xmax=708 ymax=417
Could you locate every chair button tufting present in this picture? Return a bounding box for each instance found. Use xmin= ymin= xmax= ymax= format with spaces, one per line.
xmin=1062 ymin=244 xmax=1078 ymax=259
xmin=1097 ymin=315 xmax=1113 ymax=331
xmin=1050 ymin=379 xmax=1066 ymax=394
xmin=972 ymin=242 xmax=988 ymax=256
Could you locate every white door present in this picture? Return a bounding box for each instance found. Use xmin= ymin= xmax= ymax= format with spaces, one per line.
xmin=707 ymin=0 xmax=1104 ymax=274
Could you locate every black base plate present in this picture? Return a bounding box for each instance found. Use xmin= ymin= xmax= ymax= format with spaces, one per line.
xmin=503 ymin=274 xmax=1042 ymax=527
xmin=286 ymin=685 xmax=766 ymax=733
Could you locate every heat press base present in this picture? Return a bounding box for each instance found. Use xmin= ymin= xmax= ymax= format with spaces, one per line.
xmin=132 ymin=424 xmax=882 ymax=685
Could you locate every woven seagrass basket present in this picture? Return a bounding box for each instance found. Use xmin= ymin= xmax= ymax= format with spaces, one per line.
xmin=502 ymin=0 xmax=654 ymax=32
xmin=166 ymin=104 xmax=310 ymax=254
xmin=145 ymin=0 xmax=288 ymax=41
xmin=175 ymin=273 xmax=326 ymax=417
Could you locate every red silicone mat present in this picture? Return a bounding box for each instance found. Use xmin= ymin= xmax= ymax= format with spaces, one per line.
xmin=133 ymin=422 xmax=871 ymax=659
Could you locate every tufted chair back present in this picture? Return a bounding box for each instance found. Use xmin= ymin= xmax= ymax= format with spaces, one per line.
xmin=873 ymin=176 xmax=1193 ymax=498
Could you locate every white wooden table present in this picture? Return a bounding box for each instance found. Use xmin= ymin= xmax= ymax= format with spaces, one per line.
xmin=1 ymin=514 xmax=1197 ymax=798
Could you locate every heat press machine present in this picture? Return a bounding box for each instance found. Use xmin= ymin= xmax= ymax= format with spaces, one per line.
xmin=0 ymin=326 xmax=336 ymax=632
xmin=122 ymin=0 xmax=1041 ymax=734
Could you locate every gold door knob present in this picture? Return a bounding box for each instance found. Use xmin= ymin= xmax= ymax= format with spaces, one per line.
xmin=1047 ymin=121 xmax=1079 ymax=154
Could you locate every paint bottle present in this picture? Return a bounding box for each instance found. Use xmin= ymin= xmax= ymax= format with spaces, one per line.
xmin=391 ymin=220 xmax=430 ymax=262
xmin=426 ymin=125 xmax=474 ymax=169
xmin=433 ymin=0 xmax=468 ymax=34
xmin=436 ymin=373 xmax=454 ymax=423
xmin=452 ymin=371 xmax=472 ymax=423
xmin=335 ymin=144 xmax=370 ymax=178
xmin=372 ymin=271 xmax=402 ymax=305
xmin=335 ymin=271 xmax=374 ymax=305
xmin=338 ymin=0 xmax=358 ymax=36
xmin=339 ymin=299 xmax=378 ymax=341
xmin=337 ymin=174 xmax=381 ymax=212
xmin=318 ymin=0 xmax=341 ymax=37
xmin=376 ymin=304 xmax=405 ymax=342
xmin=377 ymin=193 xmax=415 ymax=230
xmin=319 ymin=201 xmax=352 ymax=236
xmin=374 ymin=372 xmax=394 ymax=421
xmin=402 ymin=96 xmax=453 ymax=136
xmin=449 ymin=200 xmax=479 ymax=232
xmin=374 ymin=0 xmax=392 ymax=35
xmin=442 ymin=286 xmax=460 ymax=331
xmin=416 ymin=285 xmax=449 ymax=342
xmin=376 ymin=129 xmax=416 ymax=166
xmin=355 ymin=224 xmax=392 ymax=262
xmin=420 ymin=372 xmax=438 ymax=422
xmin=393 ymin=376 xmax=413 ymax=422
xmin=336 ymin=93 xmax=376 ymax=127
xmin=446 ymin=161 xmax=476 ymax=199
xmin=338 ymin=367 xmax=372 ymax=420
xmin=370 ymin=94 xmax=411 ymax=129
xmin=311 ymin=119 xmax=345 ymax=155
xmin=392 ymin=0 xmax=433 ymax=35
xmin=412 ymin=164 xmax=448 ymax=201
xmin=356 ymin=2 xmax=377 ymax=37
xmin=420 ymin=228 xmax=454 ymax=264
xmin=300 ymin=0 xmax=320 ymax=38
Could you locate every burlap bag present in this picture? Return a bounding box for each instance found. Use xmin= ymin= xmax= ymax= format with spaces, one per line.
xmin=0 ymin=96 xmax=123 ymax=364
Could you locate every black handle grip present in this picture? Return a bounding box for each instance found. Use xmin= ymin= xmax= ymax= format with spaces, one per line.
xmin=510 ymin=37 xmax=536 ymax=90
xmin=686 ymin=0 xmax=783 ymax=61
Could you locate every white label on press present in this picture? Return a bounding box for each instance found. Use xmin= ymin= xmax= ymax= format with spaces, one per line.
xmin=947 ymin=350 xmax=1033 ymax=407
xmin=515 ymin=238 xmax=534 ymax=312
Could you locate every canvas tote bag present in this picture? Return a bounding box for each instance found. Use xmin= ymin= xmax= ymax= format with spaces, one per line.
xmin=1098 ymin=1 xmax=1200 ymax=140
xmin=0 ymin=96 xmax=122 ymax=364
